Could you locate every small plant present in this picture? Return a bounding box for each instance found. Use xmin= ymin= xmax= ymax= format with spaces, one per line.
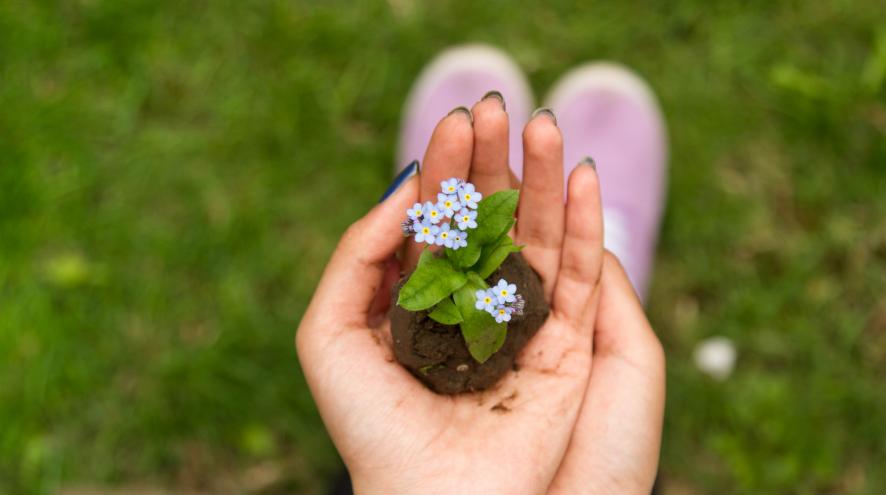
xmin=398 ymin=178 xmax=524 ymax=363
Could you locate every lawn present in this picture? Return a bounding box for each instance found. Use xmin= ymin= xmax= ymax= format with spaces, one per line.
xmin=1 ymin=1 xmax=884 ymax=493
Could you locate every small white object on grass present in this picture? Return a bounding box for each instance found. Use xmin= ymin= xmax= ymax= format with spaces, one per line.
xmin=693 ymin=336 xmax=737 ymax=380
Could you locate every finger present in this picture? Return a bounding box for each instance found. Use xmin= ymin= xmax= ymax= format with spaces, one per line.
xmin=304 ymin=174 xmax=419 ymax=329
xmin=548 ymin=252 xmax=666 ymax=494
xmin=515 ymin=109 xmax=565 ymax=297
xmin=552 ymin=160 xmax=604 ymax=330
xmin=405 ymin=108 xmax=474 ymax=267
xmin=297 ymin=175 xmax=430 ymax=451
xmin=595 ymin=252 xmax=662 ymax=355
xmin=420 ymin=108 xmax=474 ymax=201
xmin=469 ymin=92 xmax=512 ymax=194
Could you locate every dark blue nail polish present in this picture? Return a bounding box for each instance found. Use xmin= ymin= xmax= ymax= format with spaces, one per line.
xmin=379 ymin=160 xmax=419 ymax=202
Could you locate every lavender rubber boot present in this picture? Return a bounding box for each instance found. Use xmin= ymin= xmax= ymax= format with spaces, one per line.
xmin=397 ymin=44 xmax=534 ymax=177
xmin=545 ymin=63 xmax=668 ymax=300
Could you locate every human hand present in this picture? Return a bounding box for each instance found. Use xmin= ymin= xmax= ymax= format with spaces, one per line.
xmin=546 ymin=252 xmax=666 ymax=494
xmin=456 ymin=97 xmax=665 ymax=494
xmin=296 ymin=100 xmax=607 ymax=493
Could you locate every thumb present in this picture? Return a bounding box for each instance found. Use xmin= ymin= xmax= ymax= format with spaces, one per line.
xmin=304 ymin=168 xmax=419 ymax=329
xmin=594 ymin=252 xmax=664 ymax=358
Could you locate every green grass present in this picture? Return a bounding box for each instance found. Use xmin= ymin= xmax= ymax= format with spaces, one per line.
xmin=1 ymin=1 xmax=884 ymax=493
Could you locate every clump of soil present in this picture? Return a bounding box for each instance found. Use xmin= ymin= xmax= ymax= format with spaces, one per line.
xmin=390 ymin=253 xmax=549 ymax=394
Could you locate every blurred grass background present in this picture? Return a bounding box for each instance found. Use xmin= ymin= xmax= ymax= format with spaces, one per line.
xmin=1 ymin=0 xmax=884 ymax=493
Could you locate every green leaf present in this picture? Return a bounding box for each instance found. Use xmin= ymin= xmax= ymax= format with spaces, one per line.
xmin=473 ymin=189 xmax=519 ymax=244
xmin=466 ymin=271 xmax=487 ymax=287
xmin=446 ymin=238 xmax=481 ymax=268
xmin=428 ymin=297 xmax=463 ymax=325
xmin=445 ymin=189 xmax=518 ymax=269
xmin=453 ymin=275 xmax=507 ymax=363
xmin=398 ymin=250 xmax=468 ymax=311
xmin=473 ymin=232 xmax=523 ymax=279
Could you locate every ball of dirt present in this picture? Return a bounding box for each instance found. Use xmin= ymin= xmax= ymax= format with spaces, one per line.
xmin=390 ymin=252 xmax=549 ymax=394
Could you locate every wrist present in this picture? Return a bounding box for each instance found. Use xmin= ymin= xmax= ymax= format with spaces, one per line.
xmin=350 ymin=474 xmax=424 ymax=495
xmin=349 ymin=464 xmax=469 ymax=495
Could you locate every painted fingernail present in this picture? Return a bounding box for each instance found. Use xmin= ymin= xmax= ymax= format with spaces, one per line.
xmin=580 ymin=156 xmax=597 ymax=171
xmin=379 ymin=160 xmax=419 ymax=202
xmin=482 ymin=90 xmax=506 ymax=111
xmin=531 ymin=107 xmax=557 ymax=126
xmin=448 ymin=106 xmax=474 ymax=126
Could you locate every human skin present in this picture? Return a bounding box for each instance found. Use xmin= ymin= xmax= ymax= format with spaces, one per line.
xmin=296 ymin=98 xmax=665 ymax=494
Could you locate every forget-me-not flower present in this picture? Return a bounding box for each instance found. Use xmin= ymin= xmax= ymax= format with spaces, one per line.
xmin=455 ymin=208 xmax=478 ymax=230
xmin=458 ymin=182 xmax=482 ymax=209
xmin=493 ymin=305 xmax=513 ymax=323
xmin=474 ymin=289 xmax=497 ymax=313
xmin=414 ymin=219 xmax=439 ymax=244
xmin=451 ymin=229 xmax=468 ymax=249
xmin=493 ymin=279 xmax=517 ymax=304
xmin=441 ymin=178 xmax=462 ymax=195
xmin=422 ymin=201 xmax=443 ymax=224
xmin=436 ymin=193 xmax=461 ymax=218
xmin=435 ymin=223 xmax=455 ymax=248
xmin=406 ymin=202 xmax=424 ymax=221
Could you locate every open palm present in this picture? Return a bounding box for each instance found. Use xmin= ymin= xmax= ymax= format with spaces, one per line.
xmin=297 ymin=99 xmax=606 ymax=494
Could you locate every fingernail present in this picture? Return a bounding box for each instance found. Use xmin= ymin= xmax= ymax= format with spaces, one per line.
xmin=579 ymin=156 xmax=597 ymax=171
xmin=531 ymin=107 xmax=557 ymax=126
xmin=448 ymin=106 xmax=474 ymax=126
xmin=482 ymin=90 xmax=506 ymax=111
xmin=379 ymin=160 xmax=419 ymax=202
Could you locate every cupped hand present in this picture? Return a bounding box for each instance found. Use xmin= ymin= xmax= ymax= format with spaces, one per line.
xmin=546 ymin=252 xmax=665 ymax=494
xmin=297 ymin=99 xmax=607 ymax=494
xmin=460 ymin=98 xmax=666 ymax=494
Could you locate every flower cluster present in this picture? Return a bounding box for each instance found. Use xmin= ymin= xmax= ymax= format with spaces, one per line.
xmin=474 ymin=279 xmax=525 ymax=323
xmin=402 ymin=178 xmax=482 ymax=250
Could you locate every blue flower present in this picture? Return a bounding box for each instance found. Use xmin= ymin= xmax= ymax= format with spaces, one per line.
xmin=458 ymin=182 xmax=482 ymax=209
xmin=414 ymin=219 xmax=439 ymax=244
xmin=455 ymin=208 xmax=478 ymax=230
xmin=406 ymin=202 xmax=424 ymax=221
xmin=436 ymin=193 xmax=462 ymax=218
xmin=493 ymin=279 xmax=517 ymax=304
xmin=441 ymin=178 xmax=462 ymax=195
xmin=493 ymin=304 xmax=513 ymax=323
xmin=474 ymin=289 xmax=496 ymax=313
xmin=422 ymin=201 xmax=443 ymax=224
xmin=451 ymin=229 xmax=468 ymax=249
xmin=435 ymin=223 xmax=455 ymax=248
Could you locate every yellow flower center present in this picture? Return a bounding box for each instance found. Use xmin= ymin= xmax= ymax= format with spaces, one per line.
xmin=448 ymin=186 xmax=455 ymax=192
xmin=464 ymin=193 xmax=471 ymax=200
xmin=501 ymin=290 xmax=508 ymax=296
xmin=499 ymin=309 xmax=506 ymax=315
xmin=441 ymin=232 xmax=448 ymax=238
xmin=422 ymin=227 xmax=430 ymax=234
xmin=430 ymin=211 xmax=438 ymax=217
xmin=444 ymin=201 xmax=452 ymax=208
xmin=484 ymin=297 xmax=491 ymax=304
